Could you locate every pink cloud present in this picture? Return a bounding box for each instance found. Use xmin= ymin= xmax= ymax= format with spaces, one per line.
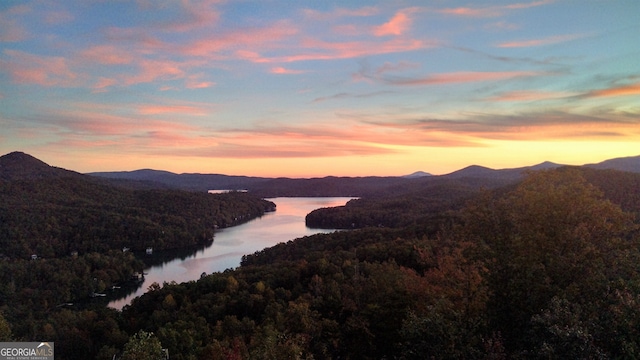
xmin=122 ymin=59 xmax=185 ymax=86
xmin=181 ymin=21 xmax=298 ymax=58
xmin=270 ymin=67 xmax=306 ymax=75
xmin=438 ymin=0 xmax=554 ymax=18
xmin=387 ymin=71 xmax=540 ymax=86
xmin=1 ymin=49 xmax=81 ymax=86
xmin=184 ymin=73 xmax=215 ymax=89
xmin=92 ymin=77 xmax=118 ymax=92
xmin=497 ymin=33 xmax=586 ymax=48
xmin=185 ymin=80 xmax=214 ymax=89
xmin=79 ymin=45 xmax=135 ymax=65
xmin=373 ymin=9 xmax=415 ymax=36
xmin=246 ymin=37 xmax=429 ymax=63
xmin=137 ymin=104 xmax=211 ymax=116
xmin=51 ymin=108 xmax=196 ymax=137
xmin=439 ymin=6 xmax=501 ymax=17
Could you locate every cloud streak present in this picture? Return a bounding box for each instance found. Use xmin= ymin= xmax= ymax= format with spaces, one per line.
xmin=384 ymin=71 xmax=542 ymax=86
xmin=1 ymin=49 xmax=80 ymax=87
xmin=373 ymin=8 xmax=417 ymax=36
xmin=497 ymin=33 xmax=587 ymax=48
xmin=437 ymin=0 xmax=554 ymax=18
xmin=584 ymin=82 xmax=640 ymax=98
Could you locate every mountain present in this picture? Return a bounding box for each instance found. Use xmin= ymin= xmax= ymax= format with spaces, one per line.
xmin=88 ymin=156 xmax=640 ymax=197
xmin=0 ymin=152 xmax=276 ymax=258
xmin=403 ymin=171 xmax=432 ymax=178
xmin=442 ymin=161 xmax=564 ymax=181
xmin=528 ymin=161 xmax=563 ymax=170
xmin=90 ymin=169 xmax=270 ymax=192
xmin=586 ymin=155 xmax=640 ymax=173
xmin=0 ymin=151 xmax=82 ymax=181
xmin=5 ymin=151 xmax=638 ymax=196
xmin=443 ymin=165 xmax=502 ymax=179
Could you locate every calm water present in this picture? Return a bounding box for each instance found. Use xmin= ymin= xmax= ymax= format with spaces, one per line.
xmin=108 ymin=197 xmax=353 ymax=309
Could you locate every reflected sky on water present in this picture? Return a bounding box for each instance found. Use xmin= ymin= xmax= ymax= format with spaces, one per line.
xmin=108 ymin=197 xmax=353 ymax=309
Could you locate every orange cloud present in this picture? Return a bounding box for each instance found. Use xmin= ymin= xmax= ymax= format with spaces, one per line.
xmin=586 ymin=83 xmax=640 ymax=98
xmin=488 ymin=90 xmax=577 ymax=102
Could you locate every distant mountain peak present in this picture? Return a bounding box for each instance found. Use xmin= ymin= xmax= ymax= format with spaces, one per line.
xmin=528 ymin=161 xmax=563 ymax=170
xmin=0 ymin=151 xmax=79 ymax=181
xmin=403 ymin=171 xmax=432 ymax=178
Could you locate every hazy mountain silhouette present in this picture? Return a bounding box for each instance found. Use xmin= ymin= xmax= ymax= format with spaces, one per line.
xmin=442 ymin=161 xmax=564 ymax=181
xmin=585 ymin=155 xmax=640 ymax=173
xmin=403 ymin=171 xmax=432 ymax=178
xmin=3 ymin=151 xmax=639 ymax=197
xmin=88 ymin=154 xmax=640 ymax=196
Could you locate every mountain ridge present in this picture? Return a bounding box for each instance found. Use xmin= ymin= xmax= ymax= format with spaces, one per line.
xmin=3 ymin=151 xmax=640 ymax=196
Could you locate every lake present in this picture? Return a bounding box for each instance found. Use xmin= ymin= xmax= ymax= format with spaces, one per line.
xmin=108 ymin=197 xmax=354 ymax=309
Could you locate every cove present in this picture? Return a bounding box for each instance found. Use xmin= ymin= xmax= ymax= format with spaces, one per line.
xmin=108 ymin=197 xmax=354 ymax=309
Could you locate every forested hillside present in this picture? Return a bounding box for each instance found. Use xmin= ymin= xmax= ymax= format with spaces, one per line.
xmin=113 ymin=169 xmax=640 ymax=359
xmin=305 ymin=178 xmax=488 ymax=229
xmin=3 ymin=151 xmax=640 ymax=359
xmin=3 ymin=167 xmax=639 ymax=359
xmin=0 ymin=152 xmax=275 ymax=354
xmin=308 ymin=166 xmax=640 ymax=230
xmin=0 ymin=152 xmax=276 ymax=258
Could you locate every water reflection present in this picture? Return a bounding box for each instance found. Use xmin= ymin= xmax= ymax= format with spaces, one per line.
xmin=108 ymin=197 xmax=353 ymax=309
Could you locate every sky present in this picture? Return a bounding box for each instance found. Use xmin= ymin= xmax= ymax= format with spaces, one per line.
xmin=0 ymin=0 xmax=639 ymax=177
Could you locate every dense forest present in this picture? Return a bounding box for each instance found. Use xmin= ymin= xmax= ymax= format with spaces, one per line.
xmin=0 ymin=152 xmax=276 ymax=357
xmin=2 ymin=165 xmax=640 ymax=359
xmin=2 ymin=151 xmax=640 ymax=359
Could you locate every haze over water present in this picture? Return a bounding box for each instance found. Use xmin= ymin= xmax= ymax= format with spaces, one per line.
xmin=108 ymin=197 xmax=354 ymax=309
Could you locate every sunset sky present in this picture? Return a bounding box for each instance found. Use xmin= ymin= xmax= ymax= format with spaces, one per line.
xmin=1 ymin=0 xmax=639 ymax=177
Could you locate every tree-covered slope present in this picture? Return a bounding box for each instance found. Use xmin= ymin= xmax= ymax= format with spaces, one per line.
xmin=0 ymin=152 xmax=275 ymax=352
xmin=40 ymin=168 xmax=638 ymax=360
xmin=0 ymin=152 xmax=275 ymax=258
